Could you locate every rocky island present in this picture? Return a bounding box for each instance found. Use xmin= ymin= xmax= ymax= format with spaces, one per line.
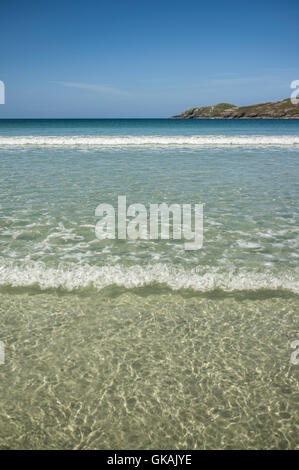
xmin=171 ymin=98 xmax=299 ymax=119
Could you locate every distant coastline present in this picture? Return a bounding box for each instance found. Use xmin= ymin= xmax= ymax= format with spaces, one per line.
xmin=171 ymin=98 xmax=299 ymax=119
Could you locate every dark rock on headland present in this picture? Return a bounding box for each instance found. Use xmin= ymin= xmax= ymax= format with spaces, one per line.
xmin=171 ymin=99 xmax=299 ymax=119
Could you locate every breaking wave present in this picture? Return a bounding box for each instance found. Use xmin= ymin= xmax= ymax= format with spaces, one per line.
xmin=0 ymin=135 xmax=299 ymax=147
xmin=0 ymin=262 xmax=298 ymax=294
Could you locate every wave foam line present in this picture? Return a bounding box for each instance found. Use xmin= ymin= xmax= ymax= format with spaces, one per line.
xmin=0 ymin=135 xmax=299 ymax=147
xmin=0 ymin=263 xmax=298 ymax=293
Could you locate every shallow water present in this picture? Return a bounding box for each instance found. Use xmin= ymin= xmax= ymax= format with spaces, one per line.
xmin=0 ymin=289 xmax=298 ymax=449
xmin=0 ymin=119 xmax=298 ymax=449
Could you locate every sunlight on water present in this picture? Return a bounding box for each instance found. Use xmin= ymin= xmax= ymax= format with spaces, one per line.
xmin=0 ymin=290 xmax=298 ymax=449
xmin=0 ymin=119 xmax=298 ymax=449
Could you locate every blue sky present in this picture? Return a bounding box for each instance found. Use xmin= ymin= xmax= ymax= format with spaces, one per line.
xmin=0 ymin=0 xmax=299 ymax=117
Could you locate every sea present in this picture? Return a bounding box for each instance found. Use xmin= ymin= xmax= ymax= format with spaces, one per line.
xmin=0 ymin=118 xmax=298 ymax=449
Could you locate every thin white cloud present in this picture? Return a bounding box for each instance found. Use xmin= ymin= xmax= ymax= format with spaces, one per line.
xmin=55 ymin=81 xmax=130 ymax=96
xmin=209 ymin=74 xmax=295 ymax=86
xmin=210 ymin=77 xmax=262 ymax=85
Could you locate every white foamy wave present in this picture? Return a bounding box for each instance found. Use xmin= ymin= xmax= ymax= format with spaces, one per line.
xmin=0 ymin=135 xmax=299 ymax=147
xmin=0 ymin=262 xmax=298 ymax=293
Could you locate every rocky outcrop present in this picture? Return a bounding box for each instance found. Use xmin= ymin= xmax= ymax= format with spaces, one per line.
xmin=171 ymin=99 xmax=299 ymax=119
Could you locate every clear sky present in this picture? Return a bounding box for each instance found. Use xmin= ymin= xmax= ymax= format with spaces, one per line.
xmin=0 ymin=0 xmax=299 ymax=117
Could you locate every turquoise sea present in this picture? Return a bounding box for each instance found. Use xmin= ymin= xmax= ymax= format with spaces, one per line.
xmin=0 ymin=119 xmax=298 ymax=449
